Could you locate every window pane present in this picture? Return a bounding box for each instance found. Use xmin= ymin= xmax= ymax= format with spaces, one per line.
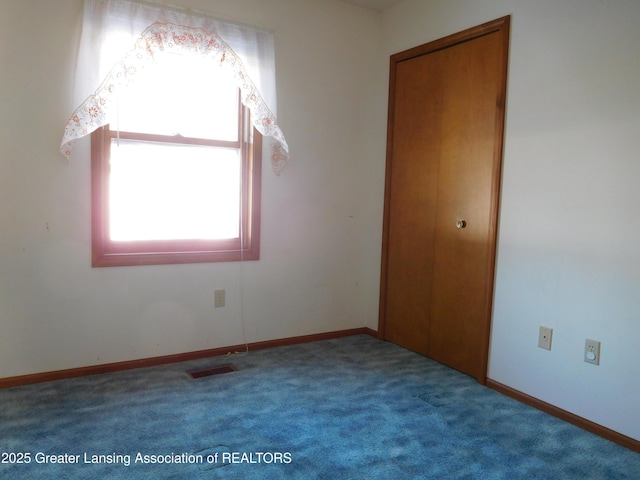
xmin=109 ymin=140 xmax=241 ymax=241
xmin=112 ymin=54 xmax=239 ymax=141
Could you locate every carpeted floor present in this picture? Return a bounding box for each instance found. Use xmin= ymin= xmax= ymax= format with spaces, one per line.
xmin=1 ymin=335 xmax=639 ymax=479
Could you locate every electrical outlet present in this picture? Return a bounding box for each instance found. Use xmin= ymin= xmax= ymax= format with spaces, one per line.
xmin=214 ymin=289 xmax=226 ymax=308
xmin=538 ymin=326 xmax=553 ymax=350
xmin=584 ymin=339 xmax=600 ymax=365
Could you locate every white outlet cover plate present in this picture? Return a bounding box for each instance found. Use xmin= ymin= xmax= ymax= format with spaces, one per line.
xmin=214 ymin=289 xmax=225 ymax=308
xmin=584 ymin=339 xmax=600 ymax=365
xmin=538 ymin=326 xmax=553 ymax=350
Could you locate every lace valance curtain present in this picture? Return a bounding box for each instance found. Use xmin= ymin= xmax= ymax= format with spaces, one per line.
xmin=61 ymin=0 xmax=289 ymax=174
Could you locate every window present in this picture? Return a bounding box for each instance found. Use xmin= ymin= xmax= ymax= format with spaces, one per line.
xmin=61 ymin=11 xmax=289 ymax=267
xmin=91 ymin=53 xmax=262 ymax=267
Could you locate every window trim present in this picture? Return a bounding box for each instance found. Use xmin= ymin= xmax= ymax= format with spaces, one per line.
xmin=90 ymin=108 xmax=262 ymax=267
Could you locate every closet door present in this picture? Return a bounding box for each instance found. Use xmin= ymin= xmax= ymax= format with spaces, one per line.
xmin=379 ymin=17 xmax=510 ymax=382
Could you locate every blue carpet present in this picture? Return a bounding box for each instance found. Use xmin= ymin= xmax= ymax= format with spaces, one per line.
xmin=1 ymin=335 xmax=639 ymax=479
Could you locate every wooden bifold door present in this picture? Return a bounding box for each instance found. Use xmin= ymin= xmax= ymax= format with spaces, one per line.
xmin=379 ymin=17 xmax=510 ymax=383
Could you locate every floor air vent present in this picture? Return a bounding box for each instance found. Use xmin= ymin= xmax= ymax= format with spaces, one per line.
xmin=188 ymin=364 xmax=237 ymax=379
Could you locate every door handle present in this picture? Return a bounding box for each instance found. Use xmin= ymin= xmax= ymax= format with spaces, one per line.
xmin=456 ymin=220 xmax=467 ymax=229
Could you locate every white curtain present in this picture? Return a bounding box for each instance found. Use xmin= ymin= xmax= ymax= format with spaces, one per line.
xmin=61 ymin=0 xmax=289 ymax=174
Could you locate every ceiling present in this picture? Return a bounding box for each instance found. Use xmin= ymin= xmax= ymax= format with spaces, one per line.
xmin=338 ymin=0 xmax=405 ymax=11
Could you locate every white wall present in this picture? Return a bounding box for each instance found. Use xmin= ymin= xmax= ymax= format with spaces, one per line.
xmin=0 ymin=0 xmax=384 ymax=376
xmin=381 ymin=0 xmax=640 ymax=440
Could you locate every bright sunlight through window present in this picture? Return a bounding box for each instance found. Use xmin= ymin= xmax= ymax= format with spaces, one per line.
xmin=109 ymin=141 xmax=241 ymax=241
xmin=108 ymin=53 xmax=241 ymax=243
xmin=92 ymin=47 xmax=262 ymax=267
